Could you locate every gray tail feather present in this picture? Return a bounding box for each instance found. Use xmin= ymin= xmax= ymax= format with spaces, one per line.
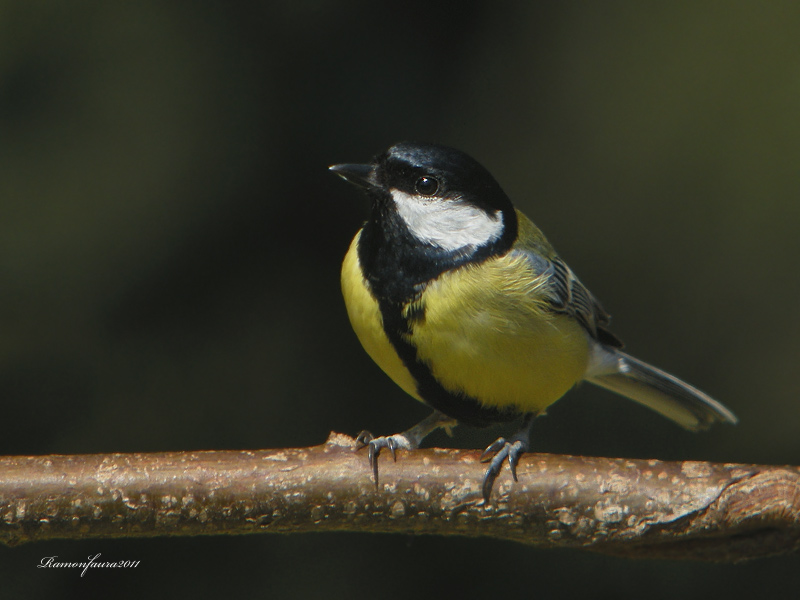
xmin=586 ymin=349 xmax=737 ymax=432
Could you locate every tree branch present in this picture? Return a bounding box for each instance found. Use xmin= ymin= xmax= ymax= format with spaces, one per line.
xmin=1 ymin=433 xmax=797 ymax=561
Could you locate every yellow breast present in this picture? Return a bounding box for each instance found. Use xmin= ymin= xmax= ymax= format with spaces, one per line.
xmin=410 ymin=252 xmax=590 ymax=413
xmin=340 ymin=228 xmax=591 ymax=416
xmin=341 ymin=231 xmax=422 ymax=402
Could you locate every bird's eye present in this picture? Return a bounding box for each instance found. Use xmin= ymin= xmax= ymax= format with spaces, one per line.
xmin=414 ymin=176 xmax=439 ymax=196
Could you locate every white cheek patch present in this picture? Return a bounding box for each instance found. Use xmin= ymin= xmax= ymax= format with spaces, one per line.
xmin=390 ymin=189 xmax=504 ymax=251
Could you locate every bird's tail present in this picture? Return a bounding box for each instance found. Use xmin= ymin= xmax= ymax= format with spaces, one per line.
xmin=585 ymin=347 xmax=737 ymax=432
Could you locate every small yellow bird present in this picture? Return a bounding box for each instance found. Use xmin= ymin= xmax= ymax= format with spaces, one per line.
xmin=331 ymin=142 xmax=736 ymax=501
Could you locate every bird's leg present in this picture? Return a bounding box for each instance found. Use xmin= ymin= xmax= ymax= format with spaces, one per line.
xmin=480 ymin=413 xmax=537 ymax=503
xmin=355 ymin=410 xmax=457 ymax=487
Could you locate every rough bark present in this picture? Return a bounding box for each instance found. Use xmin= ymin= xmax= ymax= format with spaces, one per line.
xmin=0 ymin=433 xmax=797 ymax=561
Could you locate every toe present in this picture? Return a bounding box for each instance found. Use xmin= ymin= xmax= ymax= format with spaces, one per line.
xmin=508 ymin=444 xmax=523 ymax=482
xmin=367 ymin=441 xmax=381 ymax=486
xmin=480 ymin=437 xmax=507 ymax=462
xmin=482 ymin=469 xmax=498 ymax=504
xmin=355 ymin=430 xmax=374 ymax=449
xmin=480 ymin=437 xmax=529 ymax=502
xmin=481 ymin=444 xmax=511 ymax=502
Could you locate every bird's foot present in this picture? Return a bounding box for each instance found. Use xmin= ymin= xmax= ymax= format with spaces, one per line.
xmin=355 ymin=430 xmax=417 ymax=487
xmin=354 ymin=411 xmax=457 ymax=488
xmin=480 ymin=431 xmax=530 ymax=503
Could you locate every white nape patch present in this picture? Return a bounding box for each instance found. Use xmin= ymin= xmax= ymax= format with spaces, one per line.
xmin=390 ymin=189 xmax=504 ymax=251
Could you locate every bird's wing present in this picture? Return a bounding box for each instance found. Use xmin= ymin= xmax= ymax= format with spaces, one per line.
xmin=514 ymin=249 xmax=623 ymax=348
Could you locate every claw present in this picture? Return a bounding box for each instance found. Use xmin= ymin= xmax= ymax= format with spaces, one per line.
xmin=356 ymin=433 xmax=413 ymax=488
xmin=480 ymin=437 xmax=507 ymax=462
xmin=508 ymin=448 xmax=521 ymax=482
xmin=368 ymin=443 xmax=380 ymax=487
xmin=355 ymin=430 xmax=374 ymax=450
xmin=481 ymin=449 xmax=506 ymax=503
xmin=352 ymin=411 xmax=457 ymax=489
xmin=480 ymin=419 xmax=534 ymax=503
xmin=356 ymin=431 xmax=382 ymax=487
xmin=481 ymin=439 xmax=525 ymax=502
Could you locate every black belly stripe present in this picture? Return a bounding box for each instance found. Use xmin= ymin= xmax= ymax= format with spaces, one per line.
xmin=355 ymin=198 xmax=523 ymax=427
xmin=377 ymin=296 xmax=521 ymax=427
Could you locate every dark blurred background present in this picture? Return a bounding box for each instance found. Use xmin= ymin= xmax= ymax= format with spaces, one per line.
xmin=1 ymin=1 xmax=798 ymax=597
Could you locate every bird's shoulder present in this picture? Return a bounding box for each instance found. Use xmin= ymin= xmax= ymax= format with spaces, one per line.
xmin=510 ymin=210 xmax=623 ymax=347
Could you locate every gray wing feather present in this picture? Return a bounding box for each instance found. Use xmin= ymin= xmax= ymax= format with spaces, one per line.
xmin=516 ymin=250 xmax=622 ymax=347
xmin=512 ymin=250 xmax=736 ymax=431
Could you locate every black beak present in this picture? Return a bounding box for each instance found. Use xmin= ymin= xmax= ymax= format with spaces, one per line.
xmin=328 ymin=163 xmax=377 ymax=189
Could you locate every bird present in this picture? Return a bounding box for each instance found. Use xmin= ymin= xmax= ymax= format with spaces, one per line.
xmin=330 ymin=141 xmax=737 ymax=502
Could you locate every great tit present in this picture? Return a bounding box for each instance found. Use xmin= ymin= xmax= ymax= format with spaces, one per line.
xmin=330 ymin=141 xmax=737 ymax=502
